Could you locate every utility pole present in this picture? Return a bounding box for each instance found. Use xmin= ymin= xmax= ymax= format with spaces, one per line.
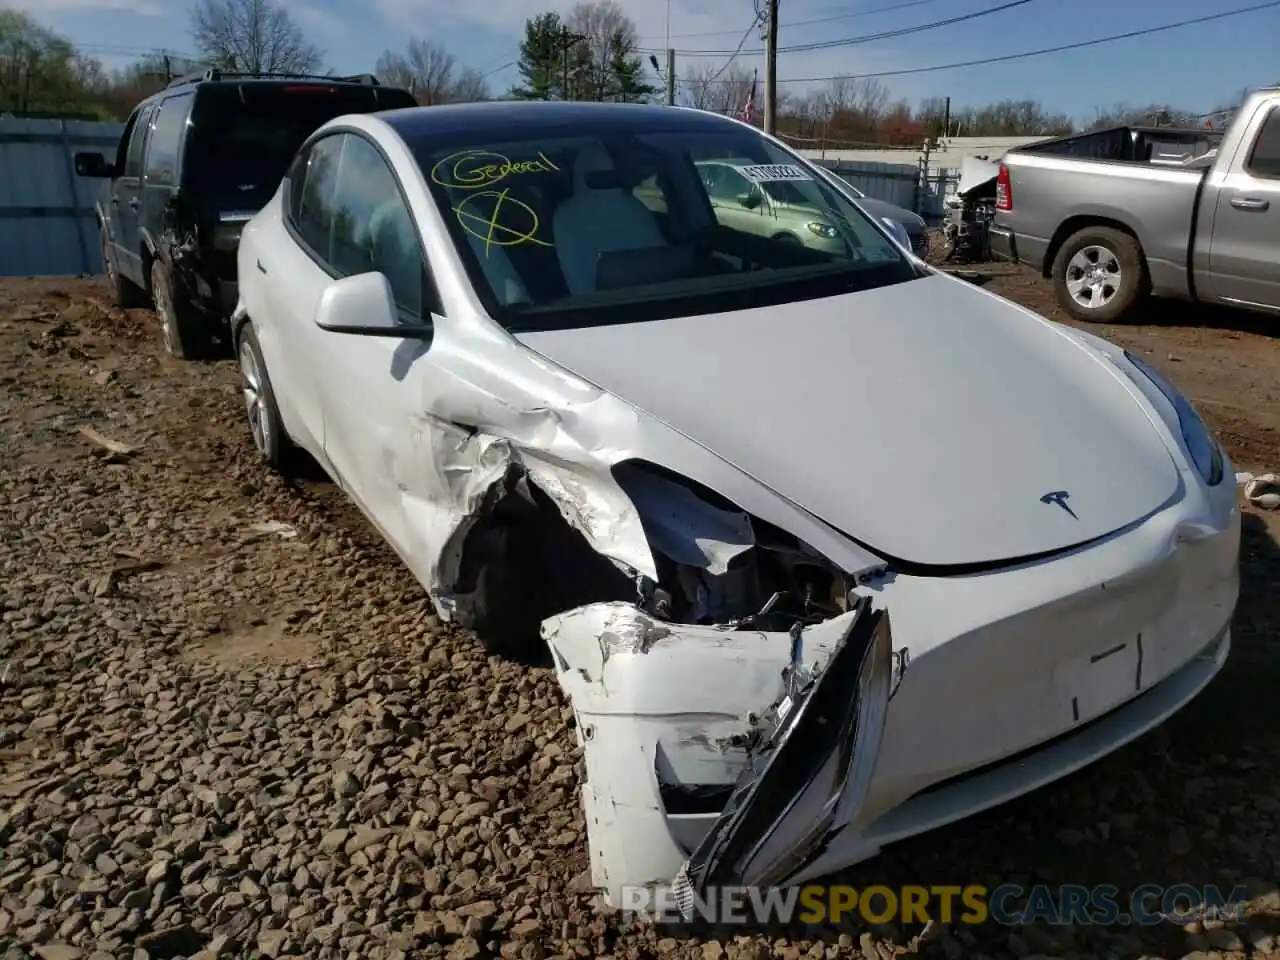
xmin=665 ymin=48 xmax=675 ymax=105
xmin=942 ymin=95 xmax=951 ymax=140
xmin=763 ymin=0 xmax=779 ymax=134
xmin=557 ymin=29 xmax=587 ymax=100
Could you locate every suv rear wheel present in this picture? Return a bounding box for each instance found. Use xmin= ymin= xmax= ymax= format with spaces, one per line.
xmin=100 ymin=230 xmax=148 ymax=309
xmin=151 ymin=259 xmax=210 ymax=360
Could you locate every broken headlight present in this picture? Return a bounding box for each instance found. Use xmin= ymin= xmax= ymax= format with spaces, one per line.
xmin=611 ymin=460 xmax=852 ymax=630
xmin=1124 ymin=351 xmax=1224 ymax=486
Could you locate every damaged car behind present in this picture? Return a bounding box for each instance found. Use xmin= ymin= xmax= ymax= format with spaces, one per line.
xmin=231 ymin=101 xmax=1241 ymax=912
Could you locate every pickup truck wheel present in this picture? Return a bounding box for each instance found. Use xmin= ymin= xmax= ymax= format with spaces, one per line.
xmin=1052 ymin=227 xmax=1148 ymax=323
xmin=151 ymin=259 xmax=210 ymax=360
xmin=100 ymin=231 xmax=148 ymax=309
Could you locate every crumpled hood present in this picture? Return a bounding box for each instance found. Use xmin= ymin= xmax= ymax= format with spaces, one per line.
xmin=515 ymin=273 xmax=1180 ymax=568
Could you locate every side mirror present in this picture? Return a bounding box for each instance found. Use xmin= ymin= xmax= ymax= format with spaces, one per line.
xmin=736 ymin=191 xmax=761 ymax=209
xmin=74 ymin=151 xmax=114 ymax=178
xmin=314 ymin=272 xmax=433 ymax=338
xmin=881 ymin=217 xmax=912 ymax=251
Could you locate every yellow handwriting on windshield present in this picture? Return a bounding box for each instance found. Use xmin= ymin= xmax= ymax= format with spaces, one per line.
xmin=432 ymin=149 xmax=560 ymax=190
xmin=454 ymin=188 xmax=553 ymax=256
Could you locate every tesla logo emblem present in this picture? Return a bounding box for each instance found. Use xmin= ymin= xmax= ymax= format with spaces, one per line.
xmin=1040 ymin=490 xmax=1078 ymax=519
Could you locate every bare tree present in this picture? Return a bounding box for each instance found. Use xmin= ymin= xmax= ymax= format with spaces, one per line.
xmin=564 ymin=0 xmax=652 ymax=101
xmin=681 ymin=62 xmax=753 ymax=114
xmin=189 ymin=0 xmax=324 ymax=75
xmin=1088 ymin=101 xmax=1200 ymax=130
xmin=374 ymin=39 xmax=489 ymax=104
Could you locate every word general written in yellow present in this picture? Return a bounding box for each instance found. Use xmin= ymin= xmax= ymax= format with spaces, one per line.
xmin=431 ymin=149 xmax=560 ymax=190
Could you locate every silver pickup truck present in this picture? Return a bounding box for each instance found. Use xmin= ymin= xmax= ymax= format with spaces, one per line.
xmin=990 ymin=87 xmax=1280 ymax=323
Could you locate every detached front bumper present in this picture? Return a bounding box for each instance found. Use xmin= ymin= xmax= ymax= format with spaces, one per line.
xmin=546 ymin=477 xmax=1239 ymax=910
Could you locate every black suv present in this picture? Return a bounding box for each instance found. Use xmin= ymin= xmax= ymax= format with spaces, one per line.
xmin=75 ymin=69 xmax=417 ymax=359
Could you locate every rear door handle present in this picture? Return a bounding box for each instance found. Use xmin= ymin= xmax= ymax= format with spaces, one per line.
xmin=1230 ymin=196 xmax=1270 ymax=211
xmin=256 ymin=259 xmax=268 ymax=275
xmin=127 ymin=197 xmax=140 ymax=209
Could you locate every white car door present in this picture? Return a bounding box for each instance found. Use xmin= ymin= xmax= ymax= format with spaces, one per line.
xmin=303 ymin=131 xmax=447 ymax=572
xmin=251 ymin=134 xmax=347 ymax=458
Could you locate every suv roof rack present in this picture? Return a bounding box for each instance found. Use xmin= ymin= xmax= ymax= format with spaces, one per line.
xmin=167 ymin=69 xmax=380 ymax=89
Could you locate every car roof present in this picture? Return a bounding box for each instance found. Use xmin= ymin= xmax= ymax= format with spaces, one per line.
xmin=380 ymin=101 xmax=747 ymax=144
xmin=138 ymin=72 xmax=400 ymax=107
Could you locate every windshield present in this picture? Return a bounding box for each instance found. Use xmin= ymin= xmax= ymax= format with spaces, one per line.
xmin=408 ymin=120 xmax=918 ymax=331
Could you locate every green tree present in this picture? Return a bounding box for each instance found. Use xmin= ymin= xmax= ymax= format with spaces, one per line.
xmin=0 ymin=10 xmax=102 ymax=116
xmin=510 ymin=12 xmax=566 ymax=100
xmin=605 ymin=29 xmax=655 ymax=102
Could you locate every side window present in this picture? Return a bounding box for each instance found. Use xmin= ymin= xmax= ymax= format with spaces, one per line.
xmin=329 ymin=135 xmax=434 ymax=319
xmin=122 ymin=104 xmax=154 ymax=180
xmin=144 ymin=93 xmax=193 ymax=185
xmin=293 ymin=135 xmax=344 ymax=262
xmin=1246 ymin=107 xmax=1280 ymax=180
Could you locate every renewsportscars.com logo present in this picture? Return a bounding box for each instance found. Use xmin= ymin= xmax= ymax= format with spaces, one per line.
xmin=620 ymin=883 xmax=1251 ymax=927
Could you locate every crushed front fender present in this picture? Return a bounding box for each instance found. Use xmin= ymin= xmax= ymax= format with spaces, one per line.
xmin=542 ymin=597 xmax=893 ymax=911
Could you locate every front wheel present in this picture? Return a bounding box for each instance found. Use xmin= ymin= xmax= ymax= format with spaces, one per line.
xmin=236 ymin=323 xmax=296 ymax=473
xmin=1051 ymin=226 xmax=1148 ymax=323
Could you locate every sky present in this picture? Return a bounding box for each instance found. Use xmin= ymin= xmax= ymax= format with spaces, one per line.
xmin=8 ymin=0 xmax=1279 ymax=124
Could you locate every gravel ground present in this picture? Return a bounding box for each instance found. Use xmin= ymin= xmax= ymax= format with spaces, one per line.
xmin=1 ymin=270 xmax=1279 ymax=960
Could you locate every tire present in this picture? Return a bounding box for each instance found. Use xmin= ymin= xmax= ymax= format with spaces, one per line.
xmin=100 ymin=229 xmax=148 ymax=309
xmin=1051 ymin=226 xmax=1148 ymax=323
xmin=772 ymin=232 xmax=803 ymax=245
xmin=465 ymin=517 xmax=553 ymax=658
xmin=151 ymin=258 xmax=210 ymax=360
xmin=236 ymin=323 xmax=296 ymax=473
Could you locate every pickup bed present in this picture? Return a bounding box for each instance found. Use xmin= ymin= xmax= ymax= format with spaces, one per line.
xmin=990 ymin=87 xmax=1280 ymax=323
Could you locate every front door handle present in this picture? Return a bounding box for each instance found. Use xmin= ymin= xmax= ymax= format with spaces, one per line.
xmin=110 ymin=196 xmax=120 ymax=206
xmin=1230 ymin=196 xmax=1270 ymax=211
xmin=127 ymin=197 xmax=140 ymax=209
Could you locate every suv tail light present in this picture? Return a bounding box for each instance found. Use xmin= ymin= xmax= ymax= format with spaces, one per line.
xmin=995 ymin=163 xmax=1012 ymax=211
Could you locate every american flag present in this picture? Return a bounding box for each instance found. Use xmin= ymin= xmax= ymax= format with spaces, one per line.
xmin=740 ymin=70 xmax=757 ymax=124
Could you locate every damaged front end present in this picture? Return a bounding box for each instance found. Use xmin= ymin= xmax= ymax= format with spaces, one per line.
xmin=538 ymin=460 xmax=897 ymax=912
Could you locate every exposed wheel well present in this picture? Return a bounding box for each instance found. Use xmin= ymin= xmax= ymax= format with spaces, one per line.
xmin=1043 ymin=217 xmax=1144 ymax=278
xmin=450 ymin=471 xmax=633 ymax=655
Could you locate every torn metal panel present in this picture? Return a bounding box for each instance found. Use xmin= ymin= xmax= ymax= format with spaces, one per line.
xmin=542 ymin=600 xmax=888 ymax=908
xmin=614 ymin=461 xmax=755 ymax=576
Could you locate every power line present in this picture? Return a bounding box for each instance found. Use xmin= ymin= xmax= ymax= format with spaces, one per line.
xmin=639 ymin=0 xmax=951 ymax=43
xmin=695 ymin=0 xmax=1280 ymax=84
xmin=652 ymin=0 xmax=1037 ymax=57
xmin=703 ymin=14 xmax=766 ymax=82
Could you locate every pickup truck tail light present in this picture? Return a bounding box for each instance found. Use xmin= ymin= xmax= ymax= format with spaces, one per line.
xmin=995 ymin=163 xmax=1012 ymax=211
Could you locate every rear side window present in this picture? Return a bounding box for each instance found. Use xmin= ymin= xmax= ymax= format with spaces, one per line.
xmin=292 ymin=134 xmax=343 ymax=259
xmin=145 ymin=93 xmax=194 ymax=185
xmin=1246 ymin=107 xmax=1280 ymax=179
xmin=123 ymin=104 xmax=155 ymax=179
xmin=185 ymin=85 xmax=408 ymax=210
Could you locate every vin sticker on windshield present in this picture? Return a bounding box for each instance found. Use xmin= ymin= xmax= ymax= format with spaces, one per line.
xmin=735 ymin=163 xmax=813 ymax=183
